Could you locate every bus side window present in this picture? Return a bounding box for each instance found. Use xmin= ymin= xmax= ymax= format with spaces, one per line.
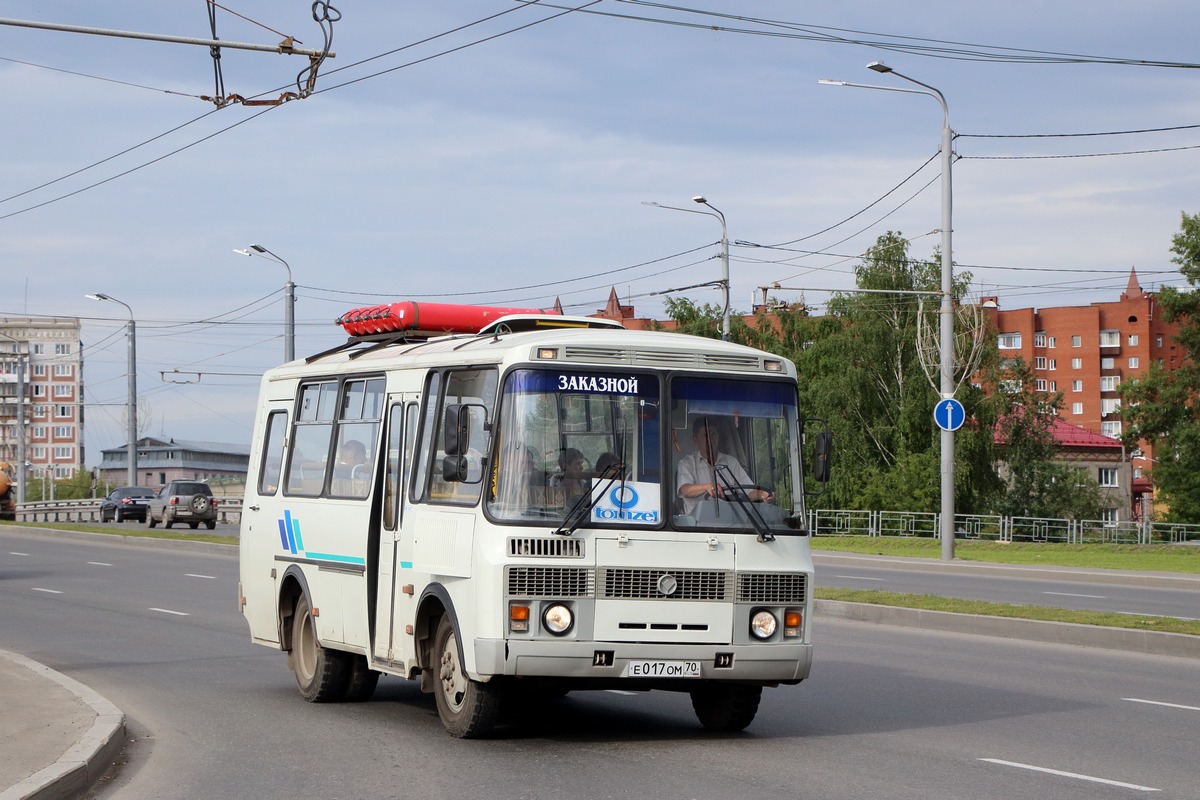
xmin=383 ymin=403 xmax=404 ymax=530
xmin=411 ymin=372 xmax=442 ymax=503
xmin=257 ymin=411 xmax=287 ymax=496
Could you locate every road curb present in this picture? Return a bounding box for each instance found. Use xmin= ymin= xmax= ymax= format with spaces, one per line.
xmin=0 ymin=650 xmax=125 ymax=800
xmin=815 ymin=600 xmax=1200 ymax=659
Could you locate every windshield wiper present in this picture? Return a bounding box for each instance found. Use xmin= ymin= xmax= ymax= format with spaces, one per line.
xmin=713 ymin=465 xmax=774 ymax=542
xmin=552 ymin=463 xmax=623 ymax=537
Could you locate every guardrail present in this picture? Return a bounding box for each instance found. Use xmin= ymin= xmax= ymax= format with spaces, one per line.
xmin=13 ymin=498 xmax=243 ymax=527
xmin=8 ymin=499 xmax=1200 ymax=544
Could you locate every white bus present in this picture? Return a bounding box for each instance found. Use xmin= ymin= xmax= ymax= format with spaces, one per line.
xmin=238 ymin=302 xmax=831 ymax=737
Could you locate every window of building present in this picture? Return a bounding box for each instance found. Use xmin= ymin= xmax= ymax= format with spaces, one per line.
xmin=1098 ymin=468 xmax=1118 ymax=487
xmin=1101 ymin=398 xmax=1121 ymax=415
xmin=1133 ymin=467 xmax=1143 ymax=479
xmin=1156 ymin=335 xmax=1163 ymax=348
xmin=1128 ymin=357 xmax=1139 ymax=369
xmin=32 ymin=344 xmax=44 ymax=355
xmin=1101 ymin=421 xmax=1122 ymax=438
xmin=53 ymin=446 xmax=73 ymax=459
xmin=1072 ymin=380 xmax=1083 ymax=392
xmin=1071 ymin=358 xmax=1082 ymax=369
xmin=1099 ymin=330 xmax=1120 ymax=347
xmin=33 ymin=364 xmax=46 ymax=376
xmin=32 ymin=426 xmax=46 ymax=438
xmin=1128 ymin=334 xmax=1139 ymax=346
xmin=54 ymin=405 xmax=71 ymax=418
xmin=1071 ymin=402 xmax=1083 ymax=415
xmin=32 ymin=385 xmax=45 ymax=397
xmin=53 ymin=385 xmax=71 ymax=398
xmin=54 ymin=343 xmax=72 ymax=355
xmin=53 ymin=425 xmax=71 ymax=438
xmin=1035 ymin=357 xmax=1047 ymax=370
xmin=1034 ymin=332 xmax=1047 ymax=347
xmin=33 ymin=446 xmax=45 ymax=459
xmin=1047 ymin=336 xmax=1057 ymax=348
xmin=1048 ymin=359 xmax=1056 ymax=370
xmin=1100 ymin=375 xmax=1120 ymax=392
xmin=998 ymin=332 xmax=1021 ymax=349
xmin=1048 ymin=381 xmax=1057 ymax=392
xmin=1101 ymin=357 xmax=1114 ymax=369
xmin=1101 ymin=507 xmax=1119 ymax=527
xmin=1072 ymin=335 xmax=1082 ymax=348
xmin=53 ymin=364 xmax=73 ymax=377
xmin=1035 ymin=379 xmax=1047 ymax=391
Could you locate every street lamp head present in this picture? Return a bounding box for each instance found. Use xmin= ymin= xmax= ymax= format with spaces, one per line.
xmin=250 ymin=244 xmax=268 ymax=253
xmin=692 ymin=196 xmax=707 ymax=204
xmin=867 ymin=61 xmax=893 ymax=74
xmin=85 ymin=293 xmax=111 ymax=302
xmin=233 ymin=248 xmax=253 ymax=257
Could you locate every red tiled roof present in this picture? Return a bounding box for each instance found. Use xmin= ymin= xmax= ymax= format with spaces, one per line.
xmin=994 ymin=411 xmax=1122 ymax=449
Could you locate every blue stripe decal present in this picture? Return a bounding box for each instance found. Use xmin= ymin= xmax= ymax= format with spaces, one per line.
xmin=399 ymin=561 xmax=413 ymax=569
xmin=277 ymin=518 xmax=289 ymax=550
xmin=305 ymin=552 xmax=367 ymax=565
xmin=292 ymin=518 xmax=304 ymax=551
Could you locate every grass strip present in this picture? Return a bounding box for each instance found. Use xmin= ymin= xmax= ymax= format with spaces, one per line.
xmin=815 ymin=587 xmax=1200 ymax=636
xmin=2 ymin=520 xmax=237 ymax=547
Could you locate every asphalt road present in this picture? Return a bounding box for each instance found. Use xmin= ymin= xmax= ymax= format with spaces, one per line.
xmin=2 ymin=528 xmax=1198 ymax=799
xmin=814 ymin=552 xmax=1200 ymax=619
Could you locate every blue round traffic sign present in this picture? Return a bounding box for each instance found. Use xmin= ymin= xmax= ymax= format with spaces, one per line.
xmin=934 ymin=398 xmax=966 ymax=432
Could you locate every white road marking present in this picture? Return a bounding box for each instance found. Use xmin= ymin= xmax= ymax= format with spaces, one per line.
xmin=834 ymin=575 xmax=885 ymax=581
xmin=605 ymin=690 xmax=639 ymax=696
xmin=9 ymin=552 xmax=29 ymax=556
xmin=185 ymin=573 xmax=216 ymax=580
xmin=88 ymin=561 xmax=114 ymax=567
xmin=1124 ymin=697 xmax=1200 ymax=712
xmin=149 ymin=607 xmax=190 ymax=616
xmin=31 ymin=587 xmax=63 ymax=594
xmin=979 ymin=758 xmax=1159 ymax=792
xmin=1042 ymin=591 xmax=1105 ymax=598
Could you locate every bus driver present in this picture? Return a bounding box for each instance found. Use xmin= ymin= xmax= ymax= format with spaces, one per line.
xmin=677 ymin=416 xmax=773 ymax=515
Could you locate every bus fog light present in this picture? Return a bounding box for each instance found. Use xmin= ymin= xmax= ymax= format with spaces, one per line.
xmin=784 ymin=609 xmax=802 ymax=638
xmin=542 ymin=604 xmax=574 ymax=636
xmin=510 ymin=604 xmax=530 ymax=633
xmin=750 ymin=610 xmax=777 ymax=640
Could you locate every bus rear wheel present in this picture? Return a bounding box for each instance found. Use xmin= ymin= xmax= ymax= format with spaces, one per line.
xmin=690 ymin=684 xmax=762 ymax=732
xmin=432 ymin=615 xmax=500 ymax=738
xmin=291 ymin=595 xmax=349 ymax=702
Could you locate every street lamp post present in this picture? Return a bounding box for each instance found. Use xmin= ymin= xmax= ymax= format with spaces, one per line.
xmin=643 ymin=198 xmax=732 ymax=341
xmin=235 ymin=244 xmax=295 ymax=362
xmin=821 ymin=62 xmax=957 ymax=560
xmin=86 ymin=293 xmax=138 ymax=487
xmin=0 ymin=331 xmax=28 ymax=505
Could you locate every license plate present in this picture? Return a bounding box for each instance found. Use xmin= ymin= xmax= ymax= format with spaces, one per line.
xmin=623 ymin=660 xmax=702 ymax=678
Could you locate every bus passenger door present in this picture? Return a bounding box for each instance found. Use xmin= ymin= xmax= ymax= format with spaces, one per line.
xmin=373 ymin=400 xmax=417 ymax=663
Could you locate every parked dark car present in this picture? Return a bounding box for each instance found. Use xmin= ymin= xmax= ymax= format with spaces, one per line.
xmin=100 ymin=486 xmax=157 ymax=523
xmin=147 ymin=481 xmax=218 ymax=530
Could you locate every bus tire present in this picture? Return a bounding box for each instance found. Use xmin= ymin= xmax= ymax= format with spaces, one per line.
xmin=432 ymin=615 xmax=500 ymax=738
xmin=291 ymin=594 xmax=350 ymax=702
xmin=689 ymin=684 xmax=762 ymax=732
xmin=344 ymin=655 xmax=380 ymax=702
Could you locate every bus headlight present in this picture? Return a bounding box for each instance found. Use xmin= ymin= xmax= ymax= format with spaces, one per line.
xmin=542 ymin=603 xmax=574 ymax=636
xmin=749 ymin=610 xmax=778 ymax=640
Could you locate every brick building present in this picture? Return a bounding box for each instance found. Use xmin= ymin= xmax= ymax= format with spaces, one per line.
xmin=979 ymin=269 xmax=1184 ymax=519
xmin=1 ymin=317 xmax=85 ymax=490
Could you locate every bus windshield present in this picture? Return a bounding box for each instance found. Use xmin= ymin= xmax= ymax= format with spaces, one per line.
xmin=487 ymin=368 xmax=801 ymax=533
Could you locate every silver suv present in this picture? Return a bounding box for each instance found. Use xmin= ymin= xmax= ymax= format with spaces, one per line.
xmin=147 ymin=481 xmax=218 ymax=530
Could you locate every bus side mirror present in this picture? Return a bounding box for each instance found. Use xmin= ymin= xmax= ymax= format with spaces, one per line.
xmin=443 ymin=405 xmax=470 ymax=456
xmin=812 ymin=431 xmax=832 ymax=483
xmin=442 ymin=455 xmax=469 ymax=482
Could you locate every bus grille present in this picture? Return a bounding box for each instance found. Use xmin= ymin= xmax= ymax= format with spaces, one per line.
xmin=508 ymin=537 xmax=585 ymax=558
xmin=507 ymin=567 xmax=594 ymax=598
xmin=738 ymin=572 xmax=808 ymax=603
xmin=600 ymin=568 xmax=731 ymax=600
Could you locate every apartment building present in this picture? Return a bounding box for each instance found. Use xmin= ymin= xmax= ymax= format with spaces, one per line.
xmin=0 ymin=317 xmax=85 ymax=484
xmin=980 ymin=269 xmax=1184 ymax=518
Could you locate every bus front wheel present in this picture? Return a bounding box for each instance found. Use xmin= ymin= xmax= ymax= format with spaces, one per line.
xmin=432 ymin=615 xmax=500 ymax=738
xmin=291 ymin=595 xmax=349 ymax=702
xmin=690 ymin=684 xmax=762 ymax=732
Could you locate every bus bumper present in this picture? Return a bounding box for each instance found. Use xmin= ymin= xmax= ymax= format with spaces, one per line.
xmin=474 ymin=638 xmax=812 ymax=683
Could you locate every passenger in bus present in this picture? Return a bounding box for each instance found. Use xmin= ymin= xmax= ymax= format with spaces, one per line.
xmin=677 ymin=416 xmax=773 ymax=515
xmin=595 ymin=451 xmax=622 ymax=478
xmin=338 ymin=439 xmax=368 ymax=471
xmin=552 ymin=448 xmax=588 ymax=501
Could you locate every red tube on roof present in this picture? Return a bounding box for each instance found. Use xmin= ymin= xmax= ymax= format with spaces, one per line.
xmin=335 ymin=301 xmax=560 ymax=337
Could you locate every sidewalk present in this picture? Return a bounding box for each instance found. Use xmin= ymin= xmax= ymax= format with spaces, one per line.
xmin=0 ymin=649 xmax=124 ymax=800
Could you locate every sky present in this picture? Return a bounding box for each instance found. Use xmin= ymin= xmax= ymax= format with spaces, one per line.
xmin=2 ymin=1 xmax=1198 ymax=464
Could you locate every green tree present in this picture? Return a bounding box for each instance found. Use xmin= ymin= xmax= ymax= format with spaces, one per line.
xmin=1120 ymin=211 xmax=1200 ymax=521
xmin=988 ymin=360 xmax=1103 ymax=520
